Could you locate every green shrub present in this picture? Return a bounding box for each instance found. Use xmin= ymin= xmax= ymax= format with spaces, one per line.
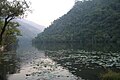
xmin=101 ymin=70 xmax=120 ymax=80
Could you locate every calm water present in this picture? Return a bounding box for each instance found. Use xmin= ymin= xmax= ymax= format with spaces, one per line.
xmin=33 ymin=43 xmax=120 ymax=80
xmin=0 ymin=42 xmax=120 ymax=80
xmin=0 ymin=42 xmax=79 ymax=80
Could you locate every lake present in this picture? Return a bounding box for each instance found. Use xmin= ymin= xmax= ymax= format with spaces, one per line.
xmin=0 ymin=42 xmax=120 ymax=80
xmin=0 ymin=41 xmax=79 ymax=80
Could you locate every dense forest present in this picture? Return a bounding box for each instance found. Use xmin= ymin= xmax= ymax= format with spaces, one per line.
xmin=33 ymin=0 xmax=120 ymax=44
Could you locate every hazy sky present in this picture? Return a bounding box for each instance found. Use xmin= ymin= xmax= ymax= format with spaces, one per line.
xmin=26 ymin=0 xmax=75 ymax=27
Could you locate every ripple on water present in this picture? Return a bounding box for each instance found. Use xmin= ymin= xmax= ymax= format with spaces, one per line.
xmin=8 ymin=57 xmax=80 ymax=80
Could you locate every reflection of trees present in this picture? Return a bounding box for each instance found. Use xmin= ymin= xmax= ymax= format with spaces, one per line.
xmin=33 ymin=42 xmax=120 ymax=52
xmin=33 ymin=42 xmax=120 ymax=80
xmin=0 ymin=52 xmax=20 ymax=80
xmin=33 ymin=43 xmax=74 ymax=51
xmin=53 ymin=57 xmax=105 ymax=80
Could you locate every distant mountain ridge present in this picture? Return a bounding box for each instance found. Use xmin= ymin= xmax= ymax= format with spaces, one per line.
xmin=15 ymin=19 xmax=44 ymax=50
xmin=17 ymin=19 xmax=45 ymax=31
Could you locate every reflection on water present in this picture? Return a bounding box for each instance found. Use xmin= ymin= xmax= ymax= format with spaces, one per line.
xmin=0 ymin=43 xmax=80 ymax=80
xmin=7 ymin=47 xmax=79 ymax=80
xmin=34 ymin=43 xmax=120 ymax=80
xmin=0 ymin=51 xmax=20 ymax=80
xmin=8 ymin=58 xmax=78 ymax=80
xmin=33 ymin=43 xmax=120 ymax=52
xmin=1 ymin=42 xmax=120 ymax=80
xmin=45 ymin=50 xmax=120 ymax=80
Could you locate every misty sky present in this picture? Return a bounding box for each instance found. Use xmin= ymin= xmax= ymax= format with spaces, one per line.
xmin=26 ymin=0 xmax=75 ymax=27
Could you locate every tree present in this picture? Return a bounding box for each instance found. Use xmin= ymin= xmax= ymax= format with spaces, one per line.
xmin=33 ymin=0 xmax=120 ymax=44
xmin=0 ymin=0 xmax=30 ymax=46
xmin=4 ymin=22 xmax=21 ymax=45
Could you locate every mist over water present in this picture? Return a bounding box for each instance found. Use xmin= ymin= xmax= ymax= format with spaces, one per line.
xmin=0 ymin=20 xmax=79 ymax=80
xmin=0 ymin=19 xmax=120 ymax=80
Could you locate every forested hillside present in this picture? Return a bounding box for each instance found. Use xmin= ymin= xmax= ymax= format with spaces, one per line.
xmin=33 ymin=0 xmax=120 ymax=44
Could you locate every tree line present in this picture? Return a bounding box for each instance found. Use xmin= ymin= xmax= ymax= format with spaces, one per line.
xmin=33 ymin=0 xmax=120 ymax=44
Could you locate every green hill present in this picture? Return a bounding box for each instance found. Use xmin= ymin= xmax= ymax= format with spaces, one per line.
xmin=33 ymin=0 xmax=120 ymax=44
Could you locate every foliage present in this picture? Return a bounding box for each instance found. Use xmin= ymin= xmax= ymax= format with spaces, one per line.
xmin=101 ymin=70 xmax=120 ymax=80
xmin=0 ymin=20 xmax=20 ymax=51
xmin=0 ymin=0 xmax=30 ymax=48
xmin=3 ymin=22 xmax=21 ymax=45
xmin=0 ymin=0 xmax=30 ymax=18
xmin=33 ymin=0 xmax=120 ymax=44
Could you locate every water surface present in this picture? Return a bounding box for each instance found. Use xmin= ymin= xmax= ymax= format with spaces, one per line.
xmin=0 ymin=42 xmax=80 ymax=80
